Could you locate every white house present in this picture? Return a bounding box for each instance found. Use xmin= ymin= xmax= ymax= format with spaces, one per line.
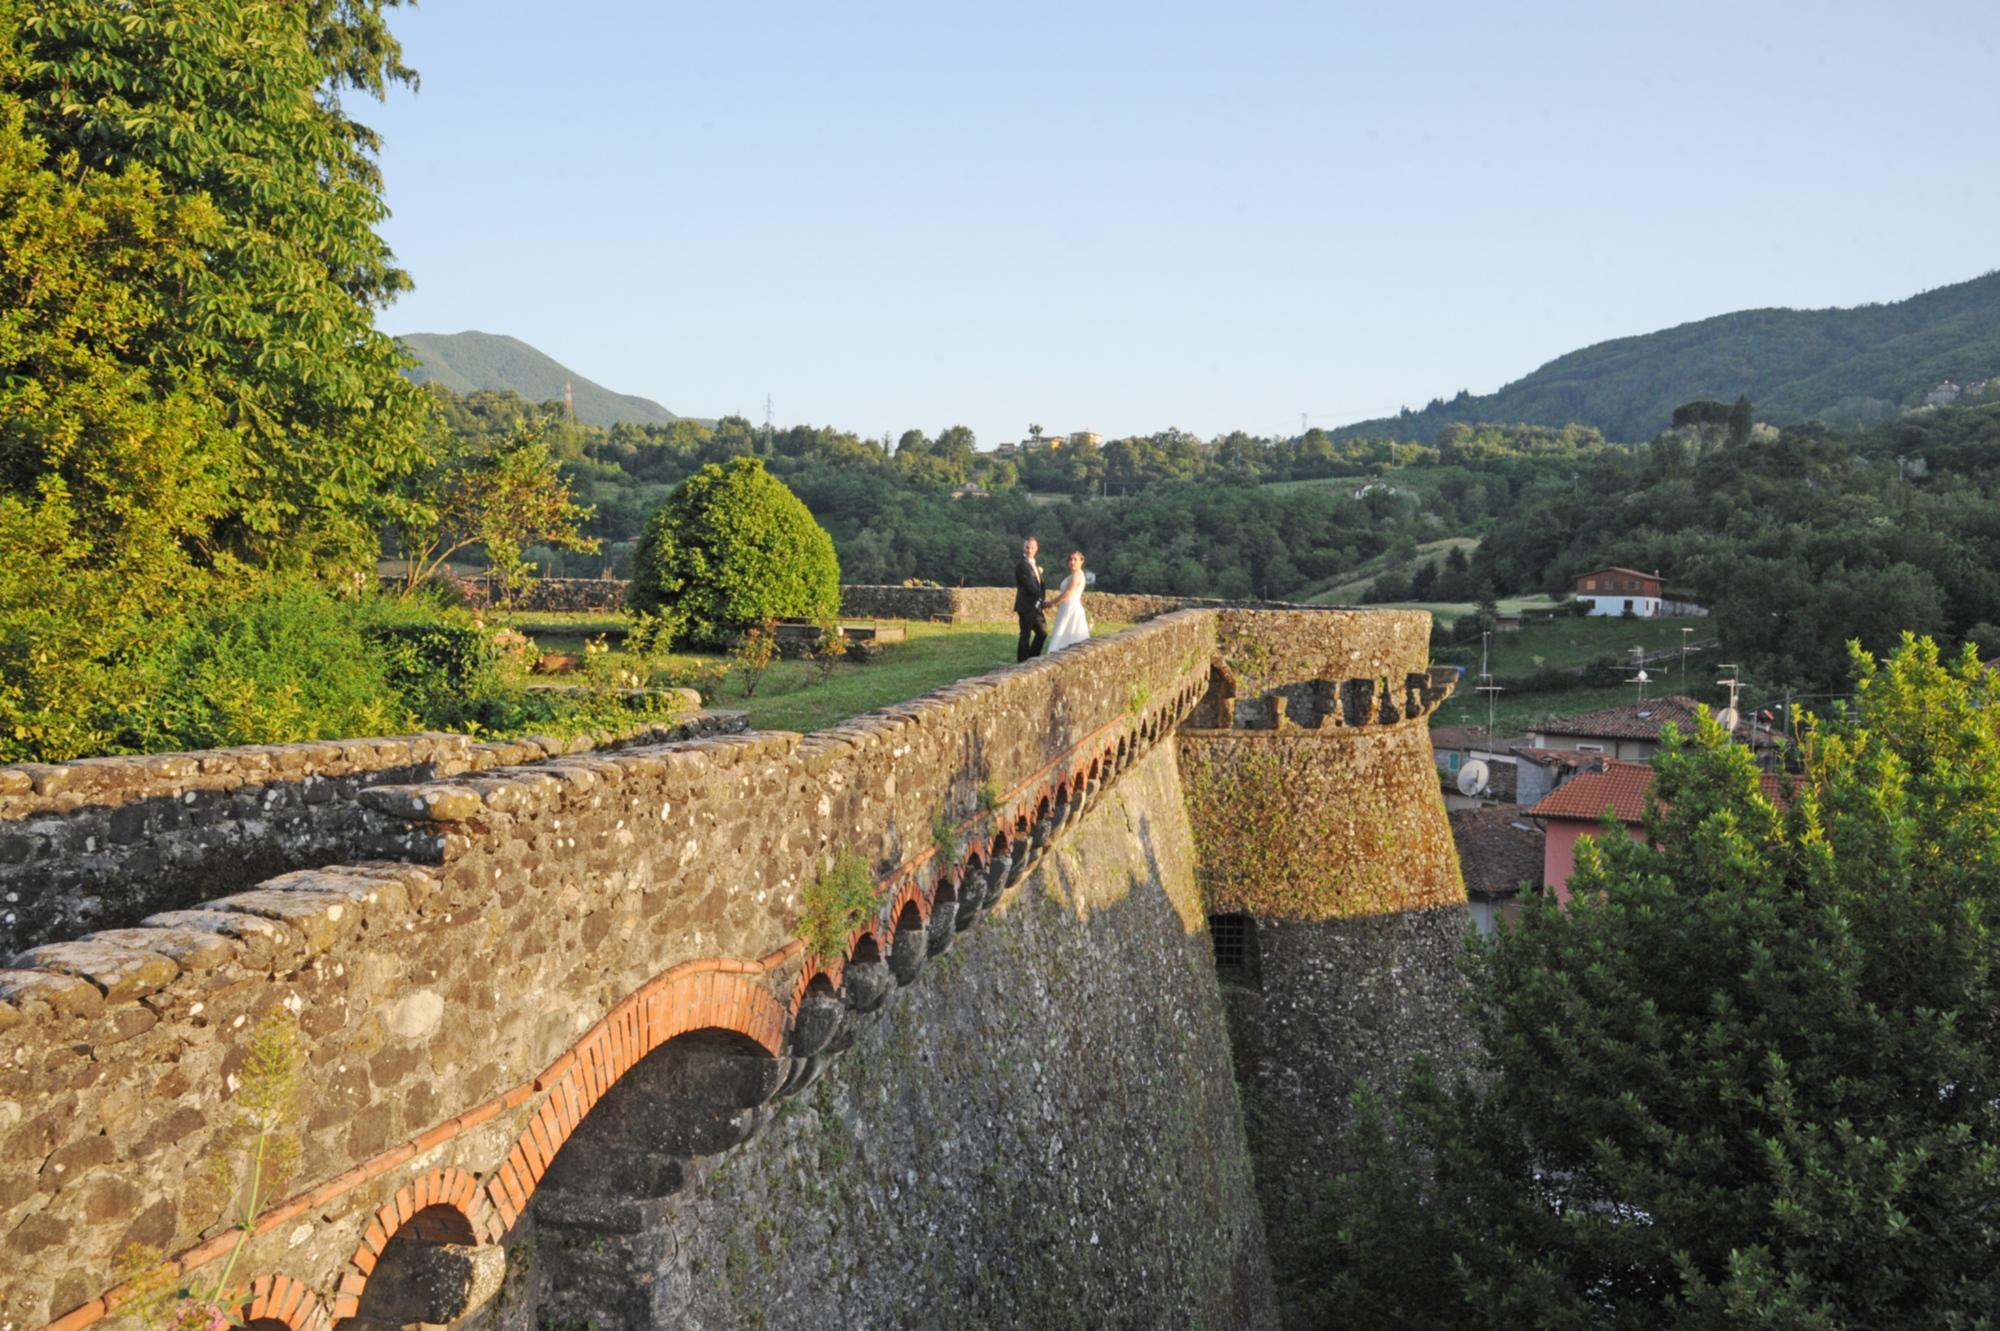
xmin=1574 ymin=566 xmax=1664 ymax=617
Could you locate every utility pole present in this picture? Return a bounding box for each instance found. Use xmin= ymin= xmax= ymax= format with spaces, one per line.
xmin=1680 ymin=626 xmax=1693 ymax=694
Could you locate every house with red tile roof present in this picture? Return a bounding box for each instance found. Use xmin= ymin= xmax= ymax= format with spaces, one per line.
xmin=1448 ymin=807 xmax=1544 ymax=932
xmin=1525 ymin=759 xmax=1655 ymax=899
xmin=1527 ymin=757 xmax=1791 ymax=898
xmin=1527 ymin=696 xmax=1709 ymax=762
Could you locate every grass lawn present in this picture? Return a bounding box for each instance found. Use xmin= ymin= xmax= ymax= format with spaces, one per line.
xmin=1429 ymin=684 xmax=1643 ymax=737
xmin=1453 ymin=615 xmax=1716 ymax=675
xmin=506 ymin=616 xmax=1133 ymax=734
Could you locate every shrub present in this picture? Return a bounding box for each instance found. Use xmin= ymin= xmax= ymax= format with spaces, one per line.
xmin=627 ymin=458 xmax=840 ymax=648
xmin=798 ymin=852 xmax=880 ymax=962
xmin=364 ymin=622 xmax=502 ymax=713
xmin=118 ymin=583 xmax=410 ymax=751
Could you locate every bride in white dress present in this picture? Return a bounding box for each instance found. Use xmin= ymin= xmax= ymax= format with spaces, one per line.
xmin=1045 ymin=551 xmax=1092 ymax=653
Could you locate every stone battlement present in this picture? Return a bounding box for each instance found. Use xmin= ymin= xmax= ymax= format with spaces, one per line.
xmin=0 ymin=609 xmax=1459 ymax=1331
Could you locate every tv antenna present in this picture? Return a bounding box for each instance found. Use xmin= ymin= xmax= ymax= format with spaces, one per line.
xmin=1714 ymin=664 xmax=1743 ymax=738
xmin=1477 ymin=629 xmax=1502 ymax=737
xmin=1631 ymin=644 xmax=1650 ymax=701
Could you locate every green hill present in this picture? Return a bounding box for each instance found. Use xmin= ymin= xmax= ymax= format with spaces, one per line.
xmin=1335 ymin=269 xmax=2000 ymax=443
xmin=397 ymin=331 xmax=688 ymax=428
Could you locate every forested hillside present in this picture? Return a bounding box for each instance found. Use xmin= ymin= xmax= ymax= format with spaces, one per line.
xmin=400 ymin=330 xmax=689 ymax=428
xmin=438 ymin=387 xmax=1613 ymax=600
xmin=1468 ymin=400 xmax=2000 ymax=689
xmin=1335 ymin=269 xmax=2000 ymax=442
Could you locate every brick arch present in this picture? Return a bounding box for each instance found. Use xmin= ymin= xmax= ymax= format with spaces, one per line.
xmin=482 ymin=968 xmax=787 ymax=1233
xmin=238 ymin=1274 xmax=328 ymax=1331
xmin=332 ymin=1166 xmax=489 ymax=1318
xmin=891 ymin=874 xmax=929 ymax=926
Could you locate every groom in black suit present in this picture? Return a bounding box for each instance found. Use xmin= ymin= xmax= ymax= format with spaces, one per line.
xmin=1014 ymin=536 xmax=1048 ymax=662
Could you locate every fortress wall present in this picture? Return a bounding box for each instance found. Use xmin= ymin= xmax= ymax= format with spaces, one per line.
xmin=0 ymin=711 xmax=744 ymax=958
xmin=495 ymin=744 xmax=1276 ymax=1331
xmin=0 ymin=613 xmax=1221 ymax=1331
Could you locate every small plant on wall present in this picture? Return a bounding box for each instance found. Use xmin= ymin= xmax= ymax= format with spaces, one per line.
xmin=115 ymin=1009 xmax=306 ymax=1330
xmin=798 ymin=851 xmax=882 ymax=962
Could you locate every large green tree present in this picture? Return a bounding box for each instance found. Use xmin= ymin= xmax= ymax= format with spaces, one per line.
xmin=628 ymin=457 xmax=840 ymax=648
xmin=14 ymin=0 xmax=428 ymax=567
xmin=1303 ymin=636 xmax=2000 ymax=1329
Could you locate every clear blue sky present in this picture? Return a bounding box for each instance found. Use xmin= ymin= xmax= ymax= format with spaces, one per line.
xmin=369 ymin=0 xmax=2000 ymax=446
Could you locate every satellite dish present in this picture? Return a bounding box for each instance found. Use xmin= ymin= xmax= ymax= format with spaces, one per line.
xmin=1457 ymin=759 xmax=1490 ymax=797
xmin=1714 ymin=707 xmax=1739 ymax=734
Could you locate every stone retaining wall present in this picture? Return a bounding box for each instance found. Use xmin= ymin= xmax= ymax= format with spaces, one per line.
xmin=0 ymin=705 xmax=740 ymax=958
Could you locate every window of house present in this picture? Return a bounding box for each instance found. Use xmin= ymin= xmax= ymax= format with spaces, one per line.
xmin=1585 ymin=579 xmax=1596 ymax=590
xmin=1448 ymin=752 xmax=1461 ymax=771
xmin=1209 ymin=913 xmax=1258 ymax=981
xmin=1624 ymin=599 xmax=1633 ymax=611
xmin=1576 ymin=743 xmax=1605 ymax=753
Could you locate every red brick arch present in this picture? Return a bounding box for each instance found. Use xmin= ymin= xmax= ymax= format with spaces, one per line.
xmin=482 ymin=968 xmax=788 ymax=1233
xmin=241 ymin=1274 xmax=328 ymax=1331
xmin=329 ymin=1167 xmax=489 ymax=1318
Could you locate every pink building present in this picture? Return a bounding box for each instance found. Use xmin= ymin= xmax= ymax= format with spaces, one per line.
xmin=1525 ymin=759 xmax=1653 ymax=901
xmin=1528 ymin=758 xmax=1791 ymax=899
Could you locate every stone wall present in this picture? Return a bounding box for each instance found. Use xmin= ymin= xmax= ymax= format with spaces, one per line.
xmin=0 ymin=604 xmax=1463 ymax=1331
xmin=0 ymin=708 xmax=742 ymax=960
xmin=838 ymin=585 xmax=1359 ymax=626
xmin=490 ymin=746 xmax=1275 ymax=1330
xmin=0 ymin=612 xmax=1223 ymax=1331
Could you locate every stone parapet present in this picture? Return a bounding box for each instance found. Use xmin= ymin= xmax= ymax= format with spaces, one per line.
xmin=0 ymin=704 xmax=741 ymax=957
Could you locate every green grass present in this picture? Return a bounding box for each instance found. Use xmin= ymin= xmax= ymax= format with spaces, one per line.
xmin=503 ymin=617 xmax=1133 ymax=734
xmin=1428 ymin=616 xmax=1721 ymax=737
xmin=1431 ymin=684 xmax=1645 ymax=737
xmin=1446 ymin=615 xmax=1715 ymax=675
xmin=1298 ymin=537 xmax=1482 ymax=604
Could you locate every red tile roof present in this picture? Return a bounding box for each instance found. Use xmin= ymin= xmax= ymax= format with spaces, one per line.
xmin=1530 ymin=695 xmax=1707 ymax=741
xmin=1527 ymin=759 xmax=1656 ymax=822
xmin=1527 ymin=759 xmax=1792 ymax=824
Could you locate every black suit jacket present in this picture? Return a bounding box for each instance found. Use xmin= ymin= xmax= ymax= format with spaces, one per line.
xmin=1014 ymin=554 xmax=1045 ymax=617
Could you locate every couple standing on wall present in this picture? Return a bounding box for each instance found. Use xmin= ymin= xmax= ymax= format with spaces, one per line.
xmin=1013 ymin=536 xmax=1092 ymax=663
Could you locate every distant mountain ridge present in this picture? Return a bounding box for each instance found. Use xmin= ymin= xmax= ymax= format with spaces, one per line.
xmin=397 ymin=331 xmax=688 ymax=428
xmin=1335 ymin=269 xmax=2000 ymax=444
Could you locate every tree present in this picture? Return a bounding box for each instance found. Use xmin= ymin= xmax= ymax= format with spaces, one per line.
xmin=627 ymin=458 xmax=839 ymax=648
xmin=14 ymin=0 xmax=430 ymax=569
xmin=389 ymin=421 xmax=598 ymax=596
xmin=1728 ymin=393 xmax=1755 ymax=448
xmin=1301 ymin=636 xmax=2000 ymax=1329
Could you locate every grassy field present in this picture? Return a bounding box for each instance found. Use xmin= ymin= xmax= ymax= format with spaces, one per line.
xmin=1458 ymin=615 xmax=1715 ymax=675
xmin=1428 ymin=615 xmax=1721 ymax=736
xmin=508 ymin=615 xmax=1132 ymax=734
xmin=1429 ymin=683 xmax=1645 ymax=737
xmin=1299 ymin=537 xmax=1481 ymax=604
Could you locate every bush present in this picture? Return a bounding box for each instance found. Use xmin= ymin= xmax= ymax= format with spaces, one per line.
xmin=627 ymin=458 xmax=841 ymax=648
xmin=364 ymin=622 xmax=503 ymax=720
xmin=120 ymin=583 xmax=411 ymax=751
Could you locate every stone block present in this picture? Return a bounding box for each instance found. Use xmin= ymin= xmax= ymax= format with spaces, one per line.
xmin=357 ymin=784 xmax=485 ymax=822
xmin=7 ymin=941 xmax=178 ymax=1003
xmin=82 ymin=926 xmax=239 ymax=970
xmin=0 ymin=966 xmax=108 ymax=1017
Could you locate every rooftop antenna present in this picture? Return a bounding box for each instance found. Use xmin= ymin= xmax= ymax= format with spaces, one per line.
xmin=1680 ymin=625 xmax=1693 ymax=694
xmin=1631 ymin=644 xmax=1650 ymax=701
xmin=1477 ymin=628 xmax=1502 ymax=737
xmin=1714 ymin=664 xmax=1743 ymax=738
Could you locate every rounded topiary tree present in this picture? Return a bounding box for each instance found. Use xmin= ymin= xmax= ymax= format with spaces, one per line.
xmin=628 ymin=457 xmax=840 ymax=647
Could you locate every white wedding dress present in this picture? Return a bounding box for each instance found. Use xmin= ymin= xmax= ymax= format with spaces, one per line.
xmin=1046 ymin=574 xmax=1091 ymax=653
